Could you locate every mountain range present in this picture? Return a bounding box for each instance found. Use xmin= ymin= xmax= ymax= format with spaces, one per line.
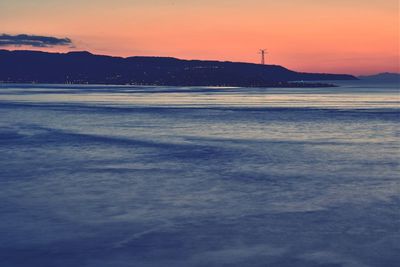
xmin=0 ymin=49 xmax=357 ymax=87
xmin=358 ymin=72 xmax=400 ymax=83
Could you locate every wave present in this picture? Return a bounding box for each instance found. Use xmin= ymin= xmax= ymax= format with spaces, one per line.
xmin=1 ymin=100 xmax=399 ymax=114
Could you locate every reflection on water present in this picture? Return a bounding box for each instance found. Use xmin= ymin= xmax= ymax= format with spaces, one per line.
xmin=0 ymin=82 xmax=399 ymax=267
xmin=0 ymin=81 xmax=399 ymax=109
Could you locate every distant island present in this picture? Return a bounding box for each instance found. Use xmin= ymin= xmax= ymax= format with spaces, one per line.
xmin=0 ymin=50 xmax=357 ymax=87
xmin=358 ymin=72 xmax=400 ymax=83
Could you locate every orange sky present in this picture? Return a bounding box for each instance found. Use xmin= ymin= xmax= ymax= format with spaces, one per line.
xmin=1 ymin=0 xmax=399 ymax=75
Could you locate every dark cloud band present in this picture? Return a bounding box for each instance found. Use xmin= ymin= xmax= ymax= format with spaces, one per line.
xmin=0 ymin=34 xmax=73 ymax=47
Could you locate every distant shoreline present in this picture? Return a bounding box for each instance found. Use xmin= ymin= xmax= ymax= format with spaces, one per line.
xmin=0 ymin=81 xmax=338 ymax=88
xmin=0 ymin=49 xmax=356 ymax=88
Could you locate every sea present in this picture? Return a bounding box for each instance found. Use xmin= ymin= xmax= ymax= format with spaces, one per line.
xmin=0 ymin=81 xmax=399 ymax=267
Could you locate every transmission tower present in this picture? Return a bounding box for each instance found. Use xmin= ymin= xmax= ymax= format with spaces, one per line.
xmin=259 ymin=49 xmax=267 ymax=65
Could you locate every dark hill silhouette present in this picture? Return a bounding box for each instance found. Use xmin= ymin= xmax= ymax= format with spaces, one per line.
xmin=0 ymin=50 xmax=356 ymax=87
xmin=358 ymin=72 xmax=400 ymax=83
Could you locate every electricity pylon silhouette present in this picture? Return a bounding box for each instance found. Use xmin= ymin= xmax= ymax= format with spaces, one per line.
xmin=259 ymin=49 xmax=267 ymax=65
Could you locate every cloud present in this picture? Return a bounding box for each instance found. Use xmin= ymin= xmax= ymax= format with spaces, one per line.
xmin=0 ymin=34 xmax=73 ymax=48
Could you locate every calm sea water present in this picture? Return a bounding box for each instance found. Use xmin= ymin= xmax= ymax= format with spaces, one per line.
xmin=0 ymin=82 xmax=399 ymax=267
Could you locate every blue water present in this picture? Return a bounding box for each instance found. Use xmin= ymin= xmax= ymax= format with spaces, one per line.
xmin=0 ymin=82 xmax=399 ymax=266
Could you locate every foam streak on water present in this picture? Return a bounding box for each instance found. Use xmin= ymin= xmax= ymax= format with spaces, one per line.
xmin=0 ymin=82 xmax=399 ymax=267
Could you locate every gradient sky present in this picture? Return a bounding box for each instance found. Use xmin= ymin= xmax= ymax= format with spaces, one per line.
xmin=1 ymin=0 xmax=399 ymax=74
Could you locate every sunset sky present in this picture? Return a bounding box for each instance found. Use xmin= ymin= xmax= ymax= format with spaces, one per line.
xmin=1 ymin=0 xmax=399 ymax=75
